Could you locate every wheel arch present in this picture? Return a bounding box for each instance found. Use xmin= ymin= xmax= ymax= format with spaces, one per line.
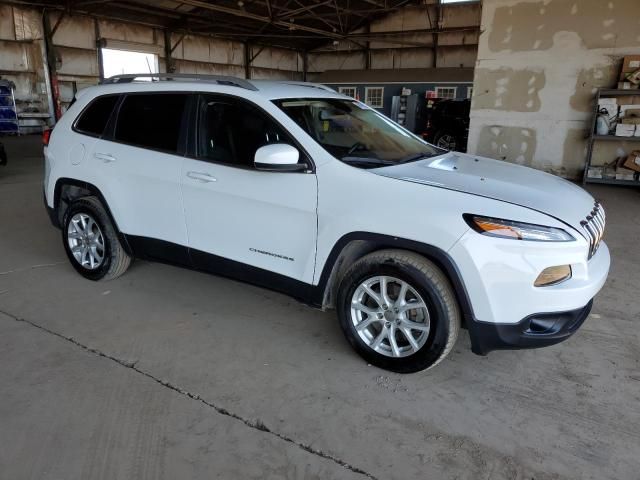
xmin=52 ymin=177 xmax=132 ymax=255
xmin=314 ymin=232 xmax=474 ymax=321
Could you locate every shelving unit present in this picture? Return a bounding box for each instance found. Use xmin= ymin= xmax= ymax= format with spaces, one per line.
xmin=0 ymin=79 xmax=19 ymax=135
xmin=583 ymin=88 xmax=640 ymax=186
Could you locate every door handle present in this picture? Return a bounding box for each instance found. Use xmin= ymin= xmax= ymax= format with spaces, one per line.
xmin=187 ymin=171 xmax=217 ymax=183
xmin=94 ymin=152 xmax=116 ymax=163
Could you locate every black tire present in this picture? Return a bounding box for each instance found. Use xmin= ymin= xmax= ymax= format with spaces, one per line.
xmin=62 ymin=196 xmax=131 ymax=281
xmin=337 ymin=249 xmax=460 ymax=373
xmin=433 ymin=130 xmax=459 ymax=151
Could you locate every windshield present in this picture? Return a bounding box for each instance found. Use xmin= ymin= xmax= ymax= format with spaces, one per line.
xmin=273 ymin=98 xmax=443 ymax=169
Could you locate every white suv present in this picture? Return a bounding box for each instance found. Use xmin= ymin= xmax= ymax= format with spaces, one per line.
xmin=44 ymin=74 xmax=610 ymax=372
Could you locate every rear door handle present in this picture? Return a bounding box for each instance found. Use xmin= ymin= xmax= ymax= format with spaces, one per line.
xmin=187 ymin=171 xmax=217 ymax=183
xmin=94 ymin=152 xmax=116 ymax=163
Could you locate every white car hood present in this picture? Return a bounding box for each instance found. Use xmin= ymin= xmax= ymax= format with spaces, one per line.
xmin=374 ymin=152 xmax=595 ymax=231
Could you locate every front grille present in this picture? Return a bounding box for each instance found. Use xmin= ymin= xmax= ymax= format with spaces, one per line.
xmin=580 ymin=202 xmax=605 ymax=259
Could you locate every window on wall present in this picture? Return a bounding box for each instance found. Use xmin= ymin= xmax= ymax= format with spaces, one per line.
xmin=101 ymin=48 xmax=158 ymax=79
xmin=436 ymin=87 xmax=456 ymax=99
xmin=365 ymin=87 xmax=384 ymax=108
xmin=467 ymin=87 xmax=473 ymax=99
xmin=338 ymin=86 xmax=357 ymax=98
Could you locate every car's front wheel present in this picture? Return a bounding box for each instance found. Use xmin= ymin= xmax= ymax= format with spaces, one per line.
xmin=62 ymin=196 xmax=131 ymax=281
xmin=337 ymin=250 xmax=460 ymax=373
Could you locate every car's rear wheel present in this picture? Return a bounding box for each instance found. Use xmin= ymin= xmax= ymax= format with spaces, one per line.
xmin=337 ymin=250 xmax=460 ymax=373
xmin=62 ymin=196 xmax=131 ymax=281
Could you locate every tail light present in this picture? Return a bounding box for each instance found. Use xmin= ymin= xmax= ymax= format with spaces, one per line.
xmin=42 ymin=128 xmax=52 ymax=146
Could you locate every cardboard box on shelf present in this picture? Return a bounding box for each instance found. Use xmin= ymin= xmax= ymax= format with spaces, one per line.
xmin=603 ymin=165 xmax=617 ymax=180
xmin=587 ymin=166 xmax=603 ymax=179
xmin=618 ymin=82 xmax=637 ymax=90
xmin=622 ymin=69 xmax=640 ymax=85
xmin=621 ymin=55 xmax=640 ymax=74
xmin=622 ymin=107 xmax=640 ymax=117
xmin=617 ymin=95 xmax=640 ymax=106
xmin=616 ymin=168 xmax=637 ymax=181
xmin=621 ymin=117 xmax=640 ymax=125
xmin=620 ymin=71 xmax=640 ymax=82
xmin=622 ymin=150 xmax=640 ymax=172
xmin=615 ymin=123 xmax=636 ymax=136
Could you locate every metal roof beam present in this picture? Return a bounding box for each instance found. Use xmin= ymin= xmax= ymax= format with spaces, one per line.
xmin=174 ymin=0 xmax=344 ymax=39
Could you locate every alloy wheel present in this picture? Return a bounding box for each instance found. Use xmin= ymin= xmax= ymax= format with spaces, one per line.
xmin=437 ymin=135 xmax=456 ymax=151
xmin=350 ymin=275 xmax=430 ymax=358
xmin=67 ymin=213 xmax=105 ymax=270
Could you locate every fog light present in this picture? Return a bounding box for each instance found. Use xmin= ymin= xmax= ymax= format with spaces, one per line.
xmin=534 ymin=265 xmax=572 ymax=287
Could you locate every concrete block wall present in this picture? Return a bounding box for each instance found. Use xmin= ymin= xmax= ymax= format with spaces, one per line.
xmin=468 ymin=0 xmax=640 ymax=179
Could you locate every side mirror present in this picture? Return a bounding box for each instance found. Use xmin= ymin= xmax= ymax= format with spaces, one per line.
xmin=254 ymin=144 xmax=306 ymax=172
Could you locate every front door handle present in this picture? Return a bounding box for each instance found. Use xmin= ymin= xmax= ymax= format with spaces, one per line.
xmin=94 ymin=152 xmax=116 ymax=163
xmin=187 ymin=171 xmax=217 ymax=183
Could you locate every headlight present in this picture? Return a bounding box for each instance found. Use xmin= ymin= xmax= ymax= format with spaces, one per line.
xmin=464 ymin=215 xmax=575 ymax=242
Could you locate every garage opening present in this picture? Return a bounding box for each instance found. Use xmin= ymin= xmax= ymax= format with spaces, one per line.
xmin=101 ymin=48 xmax=159 ymax=79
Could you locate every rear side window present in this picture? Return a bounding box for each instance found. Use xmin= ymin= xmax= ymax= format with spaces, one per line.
xmin=74 ymin=95 xmax=119 ymax=137
xmin=114 ymin=93 xmax=187 ymax=153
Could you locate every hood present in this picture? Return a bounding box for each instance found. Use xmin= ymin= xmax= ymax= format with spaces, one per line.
xmin=373 ymin=152 xmax=595 ymax=231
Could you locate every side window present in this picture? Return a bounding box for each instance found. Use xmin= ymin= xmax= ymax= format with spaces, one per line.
xmin=114 ymin=93 xmax=187 ymax=153
xmin=74 ymin=95 xmax=119 ymax=137
xmin=197 ymin=95 xmax=293 ymax=168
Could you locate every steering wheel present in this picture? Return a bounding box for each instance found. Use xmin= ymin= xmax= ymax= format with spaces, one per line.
xmin=347 ymin=142 xmax=366 ymax=156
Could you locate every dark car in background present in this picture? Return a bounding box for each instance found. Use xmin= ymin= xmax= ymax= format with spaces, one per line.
xmin=423 ymin=98 xmax=470 ymax=153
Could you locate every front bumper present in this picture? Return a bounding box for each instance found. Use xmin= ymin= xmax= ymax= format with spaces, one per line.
xmin=466 ymin=300 xmax=593 ymax=355
xmin=448 ymin=228 xmax=609 ymax=354
xmin=449 ymin=230 xmax=610 ymax=325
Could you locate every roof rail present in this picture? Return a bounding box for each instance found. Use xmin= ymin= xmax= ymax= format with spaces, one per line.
xmin=283 ymin=81 xmax=336 ymax=93
xmin=100 ymin=73 xmax=258 ymax=91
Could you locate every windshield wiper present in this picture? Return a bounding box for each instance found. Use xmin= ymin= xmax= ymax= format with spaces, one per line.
xmin=398 ymin=152 xmax=441 ymax=164
xmin=340 ymin=156 xmax=395 ymax=167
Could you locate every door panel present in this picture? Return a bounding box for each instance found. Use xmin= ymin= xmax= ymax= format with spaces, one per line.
xmin=180 ymin=94 xmax=318 ymax=283
xmin=91 ymin=139 xmax=187 ymax=247
xmin=90 ymin=92 xmax=189 ymax=253
xmin=181 ymin=158 xmax=317 ymax=282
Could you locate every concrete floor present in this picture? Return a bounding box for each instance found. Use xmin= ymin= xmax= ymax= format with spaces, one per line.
xmin=1 ymin=135 xmax=639 ymax=480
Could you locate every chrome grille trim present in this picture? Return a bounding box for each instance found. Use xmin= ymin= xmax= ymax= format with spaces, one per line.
xmin=581 ymin=202 xmax=605 ymax=259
